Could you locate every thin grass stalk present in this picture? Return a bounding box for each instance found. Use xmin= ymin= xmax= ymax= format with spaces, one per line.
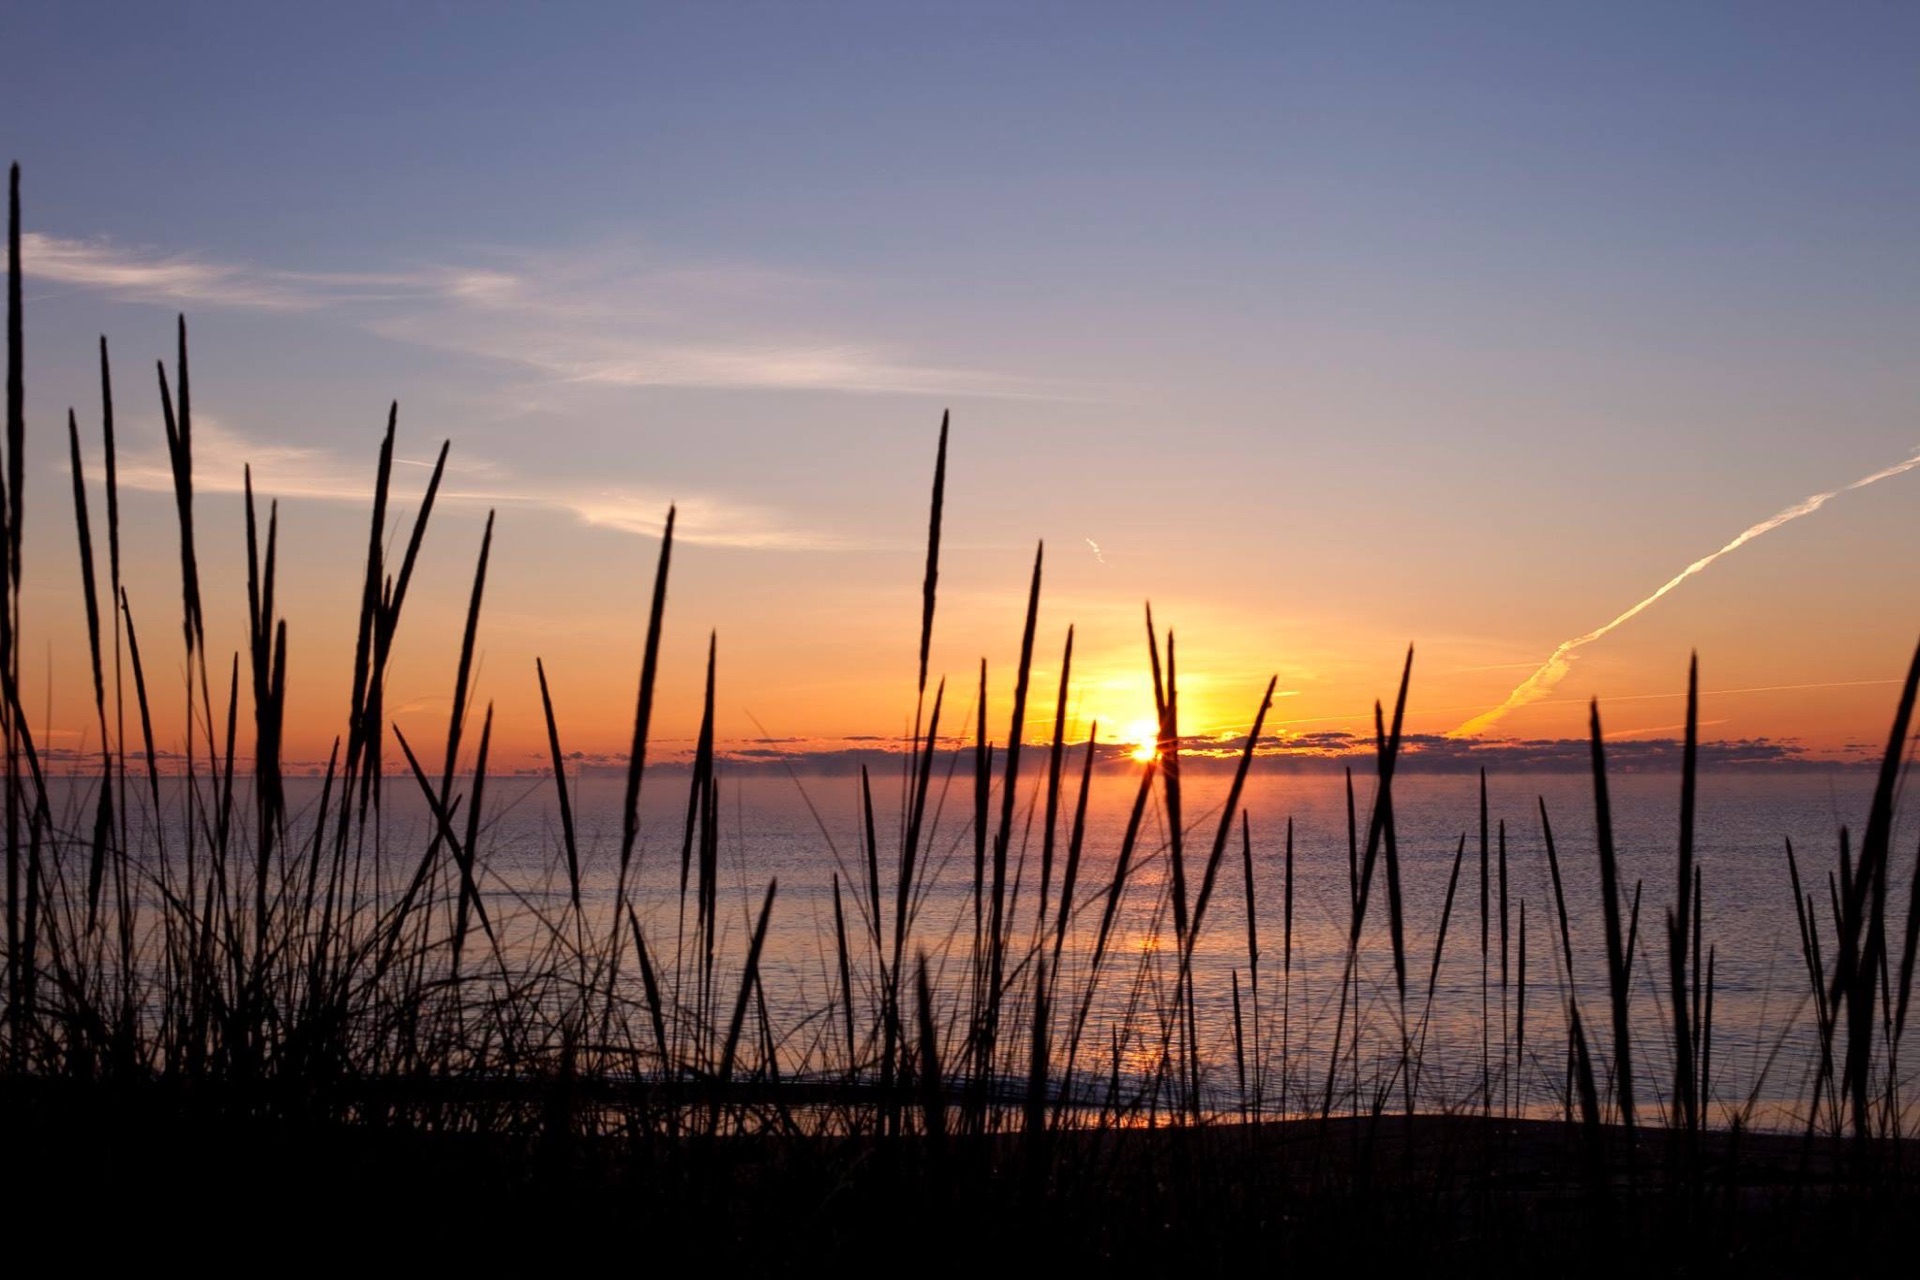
xmin=1625 ymin=879 xmax=1643 ymax=993
xmin=1803 ymin=882 xmax=1839 ymax=1136
xmin=831 ymin=874 xmax=856 ymax=1075
xmin=215 ymin=656 xmax=240 ymax=1017
xmin=1569 ymin=1005 xmax=1605 ymax=1177
xmin=437 ymin=511 xmax=494 ymax=801
xmin=1346 ymin=767 xmax=1357 ymax=916
xmin=1048 ymin=724 xmax=1094 ymax=991
xmin=1669 ymin=654 xmax=1700 ymax=1137
xmin=916 ymin=953 xmax=946 ymax=1147
xmin=715 ymin=880 xmax=778 ymax=1124
xmin=1188 ymin=676 xmax=1276 ymax=957
xmin=67 ymin=411 xmax=113 ymax=933
xmin=1146 ymin=625 xmax=1204 ymax=1115
xmin=886 ymin=414 xmax=945 ymax=1123
xmin=2 ymin=164 xmax=17 ymax=1068
xmin=534 ymin=659 xmax=581 ymax=910
xmin=63 ymin=409 xmax=106 ymax=730
xmin=1702 ymin=944 xmax=1717 ymax=1127
xmin=340 ymin=408 xmax=394 ymax=825
xmin=986 ymin=543 xmax=1044 ymax=1094
xmin=1480 ymin=769 xmax=1490 ymax=1115
xmin=1162 ymin=674 xmax=1275 ymax=1117
xmin=1540 ymin=799 xmax=1577 ymax=994
xmin=451 ymin=703 xmax=494 ymax=982
xmin=1785 ymin=838 xmax=1820 ymax=1023
xmin=680 ymin=638 xmax=721 ymax=1058
xmin=389 ymin=726 xmax=495 ymax=954
xmin=1058 ymin=755 xmax=1157 ymax=1122
xmin=297 ymin=737 xmax=340 ymax=1022
xmin=682 ymin=633 xmax=718 ymax=910
xmin=896 ymin=677 xmax=943 ymax=978
xmin=155 ymin=320 xmax=203 ymax=654
xmin=1517 ymin=899 xmax=1528 ymax=1117
xmin=1038 ymin=626 xmax=1073 ymax=943
xmin=1239 ymin=810 xmax=1260 ymax=1114
xmin=244 ymin=476 xmax=287 ymax=978
xmin=374 ymin=515 xmax=493 ymax=981
xmin=698 ymin=770 xmax=720 ymax=1065
xmin=1231 ymin=968 xmax=1247 ymax=1119
xmin=1 ymin=671 xmax=59 ymax=1050
xmin=1499 ymin=816 xmax=1510 ymax=1115
xmin=602 ymin=505 xmax=675 ymax=1047
xmin=969 ymin=657 xmax=988 ymax=1097
xmin=1691 ymin=865 xmax=1706 ymax=1111
xmin=1896 ymin=836 xmax=1920 ymax=1050
xmin=4 ymin=165 xmax=17 ymax=603
xmin=626 ymin=906 xmax=671 ymax=1076
xmin=1377 ymin=699 xmax=1410 ymax=1117
xmin=1320 ymin=648 xmax=1412 ymax=1120
xmin=915 ymin=412 xmax=946 ymax=702
xmin=1540 ymin=797 xmax=1583 ymax=1127
xmin=1832 ymin=634 xmax=1919 ymax=1139
xmin=119 ymin=594 xmax=163 ymax=845
xmin=1283 ymin=814 xmax=1294 ymax=1115
xmin=1412 ymin=833 xmax=1468 ymax=1103
xmin=886 ymin=679 xmax=945 ymax=1131
xmin=1146 ymin=616 xmax=1187 ymax=949
xmin=360 ymin=430 xmax=451 ymax=824
xmin=155 ymin=332 xmax=214 ymax=993
xmin=1026 ymin=953 xmax=1049 ymax=1136
xmin=99 ymin=337 xmax=136 ymax=1056
xmin=861 ymin=765 xmax=882 ymax=956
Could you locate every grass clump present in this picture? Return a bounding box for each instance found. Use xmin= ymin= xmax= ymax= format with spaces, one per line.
xmin=2 ymin=164 xmax=1919 ymax=1271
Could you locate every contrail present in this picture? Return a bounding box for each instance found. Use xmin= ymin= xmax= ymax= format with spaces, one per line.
xmin=1085 ymin=537 xmax=1106 ymax=565
xmin=1453 ymin=449 xmax=1920 ymax=738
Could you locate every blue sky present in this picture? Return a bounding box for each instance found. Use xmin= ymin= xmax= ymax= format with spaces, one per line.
xmin=6 ymin=2 xmax=1919 ymax=760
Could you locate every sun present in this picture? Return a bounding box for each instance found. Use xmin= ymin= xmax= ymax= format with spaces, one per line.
xmin=1124 ymin=717 xmax=1160 ymax=764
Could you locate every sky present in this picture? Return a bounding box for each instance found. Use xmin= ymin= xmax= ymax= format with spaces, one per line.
xmin=5 ymin=1 xmax=1920 ymax=772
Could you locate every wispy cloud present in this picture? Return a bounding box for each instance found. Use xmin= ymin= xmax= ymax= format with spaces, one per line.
xmin=20 ymin=232 xmax=467 ymax=310
xmin=23 ymin=230 xmax=1049 ymax=399
xmin=564 ymin=489 xmax=866 ymax=551
xmin=23 ymin=232 xmax=320 ymax=310
xmin=113 ymin=416 xmax=452 ymax=501
xmin=108 ymin=416 xmax=857 ymax=550
xmin=1452 ymin=449 xmax=1920 ymax=738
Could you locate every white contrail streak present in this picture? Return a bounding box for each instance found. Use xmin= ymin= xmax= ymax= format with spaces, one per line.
xmin=1453 ymin=449 xmax=1920 ymax=738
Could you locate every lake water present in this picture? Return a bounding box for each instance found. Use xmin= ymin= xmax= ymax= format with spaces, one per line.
xmin=48 ymin=761 xmax=1915 ymax=1132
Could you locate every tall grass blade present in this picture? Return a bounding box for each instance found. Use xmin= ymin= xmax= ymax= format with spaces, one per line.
xmin=717 ymin=880 xmax=779 ymax=1099
xmin=916 ymin=953 xmax=946 ymax=1146
xmin=605 ymin=505 xmax=675 ymax=1037
xmin=916 ymin=411 xmax=947 ymax=700
xmin=1189 ymin=676 xmax=1276 ymax=954
xmin=1588 ymin=699 xmax=1636 ymax=1130
xmin=831 ymin=873 xmax=857 ymax=1073
xmin=987 ymin=542 xmax=1043 ymax=1064
xmin=534 ymin=659 xmax=580 ymax=910
xmin=1239 ymin=809 xmax=1260 ymax=1111
xmin=1413 ymin=832 xmax=1468 ymax=1100
xmin=1480 ymin=769 xmax=1490 ymax=1115
xmin=1050 ymin=723 xmax=1095 ymax=983
xmin=1039 ymin=625 xmax=1073 ymax=939
xmin=1670 ymin=654 xmax=1700 ymax=1135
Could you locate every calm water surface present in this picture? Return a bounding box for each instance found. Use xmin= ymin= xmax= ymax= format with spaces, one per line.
xmin=62 ymin=763 xmax=1914 ymax=1130
xmin=452 ymin=765 xmax=1909 ymax=1127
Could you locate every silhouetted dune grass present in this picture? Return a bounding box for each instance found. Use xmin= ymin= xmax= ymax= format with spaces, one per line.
xmin=3 ymin=164 xmax=1919 ymax=1270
